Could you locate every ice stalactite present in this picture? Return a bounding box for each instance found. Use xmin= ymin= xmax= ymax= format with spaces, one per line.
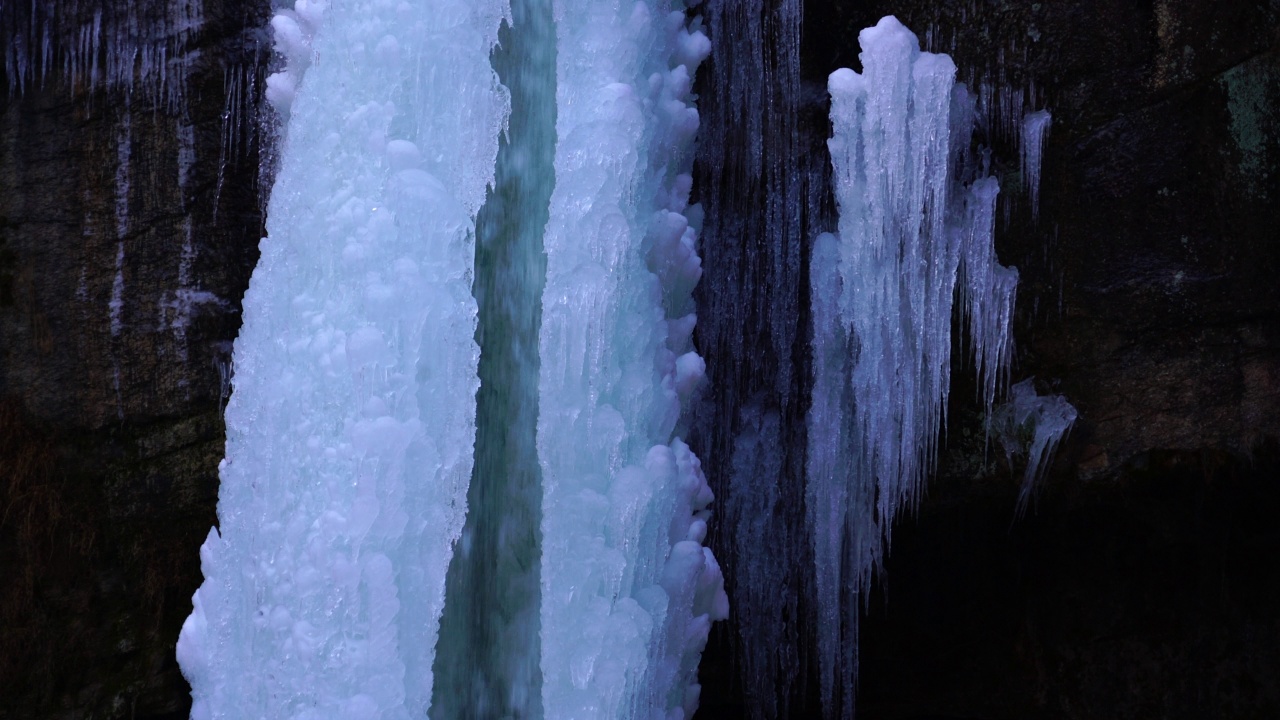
xmin=959 ymin=175 xmax=1019 ymax=424
xmin=109 ymin=107 xmax=133 ymax=337
xmin=1021 ymin=109 xmax=1052 ymax=223
xmin=810 ymin=16 xmax=1021 ymax=718
xmin=1 ymin=0 xmax=204 ymax=110
xmin=538 ymin=2 xmax=726 ymax=718
xmin=176 ymin=1 xmax=509 ymax=718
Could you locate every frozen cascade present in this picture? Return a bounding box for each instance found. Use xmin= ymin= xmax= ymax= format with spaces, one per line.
xmin=538 ymin=1 xmax=727 ymax=718
xmin=811 ymin=16 xmax=1021 ymax=717
xmin=176 ymin=1 xmax=509 ymax=718
xmin=180 ymin=0 xmax=728 ymax=717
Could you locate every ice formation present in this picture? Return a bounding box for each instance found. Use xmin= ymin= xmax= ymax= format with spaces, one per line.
xmin=110 ymin=112 xmax=131 ymax=339
xmin=1021 ymin=109 xmax=1052 ymax=223
xmin=1 ymin=0 xmax=204 ymax=109
xmin=995 ymin=379 xmax=1077 ymax=516
xmin=176 ymin=1 xmax=508 ymax=718
xmin=810 ymin=16 xmax=1021 ymax=716
xmin=264 ymin=1 xmax=324 ymax=119
xmin=537 ymin=2 xmax=726 ymax=718
xmin=181 ymin=0 xmax=726 ymax=717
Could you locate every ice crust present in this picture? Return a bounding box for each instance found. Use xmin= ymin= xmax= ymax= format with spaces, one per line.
xmin=176 ymin=1 xmax=508 ymax=717
xmin=812 ymin=16 xmax=1021 ymax=716
xmin=538 ymin=2 xmax=726 ymax=719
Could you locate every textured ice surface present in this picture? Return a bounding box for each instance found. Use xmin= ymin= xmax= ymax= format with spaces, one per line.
xmin=176 ymin=1 xmax=508 ymax=718
xmin=538 ymin=2 xmax=725 ymax=718
xmin=996 ymin=379 xmax=1077 ymax=516
xmin=813 ymin=16 xmax=1021 ymax=717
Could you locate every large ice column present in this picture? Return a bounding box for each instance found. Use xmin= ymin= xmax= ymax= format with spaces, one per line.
xmin=538 ymin=2 xmax=726 ymax=718
xmin=811 ymin=16 xmax=1019 ymax=717
xmin=176 ymin=1 xmax=508 ymax=718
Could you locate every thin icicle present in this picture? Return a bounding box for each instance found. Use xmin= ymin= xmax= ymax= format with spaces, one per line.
xmin=1021 ymin=109 xmax=1052 ymax=223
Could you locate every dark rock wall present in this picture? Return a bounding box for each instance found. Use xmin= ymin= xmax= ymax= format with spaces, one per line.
xmin=0 ymin=1 xmax=268 ymax=717
xmin=0 ymin=0 xmax=1276 ymax=718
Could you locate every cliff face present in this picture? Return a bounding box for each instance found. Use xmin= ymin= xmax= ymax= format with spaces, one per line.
xmin=0 ymin=2 xmax=268 ymax=716
xmin=0 ymin=1 xmax=1277 ymax=719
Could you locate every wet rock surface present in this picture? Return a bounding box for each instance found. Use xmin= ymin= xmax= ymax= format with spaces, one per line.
xmin=0 ymin=1 xmax=268 ymax=717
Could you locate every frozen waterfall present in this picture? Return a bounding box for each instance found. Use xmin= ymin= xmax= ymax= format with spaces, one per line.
xmin=171 ymin=2 xmax=1078 ymax=718
xmin=178 ymin=1 xmax=724 ymax=719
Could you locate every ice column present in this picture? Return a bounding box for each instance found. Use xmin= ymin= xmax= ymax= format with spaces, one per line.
xmin=811 ymin=16 xmax=1020 ymax=717
xmin=176 ymin=1 xmax=508 ymax=717
xmin=538 ymin=2 xmax=727 ymax=718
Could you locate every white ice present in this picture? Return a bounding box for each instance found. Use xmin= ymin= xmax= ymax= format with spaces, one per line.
xmin=177 ymin=1 xmax=508 ymax=717
xmin=538 ymin=2 xmax=725 ymax=719
xmin=812 ymin=15 xmax=1024 ymax=716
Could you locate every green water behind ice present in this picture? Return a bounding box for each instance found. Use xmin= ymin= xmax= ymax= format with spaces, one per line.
xmin=431 ymin=1 xmax=555 ymax=718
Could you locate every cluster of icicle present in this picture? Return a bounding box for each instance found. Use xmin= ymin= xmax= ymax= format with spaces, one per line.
xmin=3 ymin=0 xmax=216 ymax=386
xmin=537 ymin=1 xmax=728 ymax=718
xmin=808 ymin=16 xmax=1021 ymax=717
xmin=1 ymin=0 xmax=204 ymax=110
xmin=177 ymin=0 xmax=508 ymax=716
